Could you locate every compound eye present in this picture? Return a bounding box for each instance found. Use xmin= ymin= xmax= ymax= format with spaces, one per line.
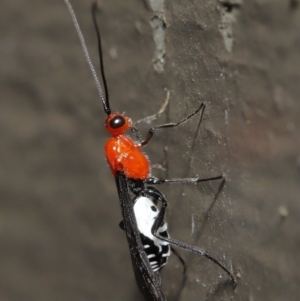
xmin=109 ymin=115 xmax=125 ymax=129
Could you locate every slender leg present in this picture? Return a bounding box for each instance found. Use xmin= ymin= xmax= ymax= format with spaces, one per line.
xmin=134 ymin=90 xmax=170 ymax=126
xmin=149 ymin=186 xmax=236 ymax=288
xmin=130 ymin=126 xmax=143 ymax=142
xmin=140 ymin=102 xmax=206 ymax=147
xmin=140 ymin=186 xmax=167 ymax=206
xmin=153 ymin=227 xmax=237 ymax=287
xmin=205 ymin=177 xmax=226 ymax=216
xmin=145 ymin=173 xmax=224 ymax=185
xmin=131 ymin=90 xmax=170 ymax=142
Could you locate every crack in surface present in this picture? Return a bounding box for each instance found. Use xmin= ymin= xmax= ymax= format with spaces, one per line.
xmin=148 ymin=0 xmax=166 ymax=73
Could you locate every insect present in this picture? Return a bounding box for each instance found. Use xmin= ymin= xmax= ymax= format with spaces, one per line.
xmin=63 ymin=1 xmax=237 ymax=300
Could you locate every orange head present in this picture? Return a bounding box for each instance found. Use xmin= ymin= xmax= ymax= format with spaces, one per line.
xmin=105 ymin=113 xmax=132 ymax=136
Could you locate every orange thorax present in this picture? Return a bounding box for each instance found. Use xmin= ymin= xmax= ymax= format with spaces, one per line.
xmin=105 ymin=135 xmax=150 ymax=180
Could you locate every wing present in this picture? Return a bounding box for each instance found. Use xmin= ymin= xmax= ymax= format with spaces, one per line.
xmin=115 ymin=172 xmax=167 ymax=301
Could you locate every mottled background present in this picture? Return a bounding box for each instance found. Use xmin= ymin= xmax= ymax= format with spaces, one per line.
xmin=1 ymin=0 xmax=300 ymax=300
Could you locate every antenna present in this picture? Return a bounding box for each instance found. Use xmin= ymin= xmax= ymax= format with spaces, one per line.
xmin=91 ymin=2 xmax=110 ymax=113
xmin=63 ymin=0 xmax=111 ymax=115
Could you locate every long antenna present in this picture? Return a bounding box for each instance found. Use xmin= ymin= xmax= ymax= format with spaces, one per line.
xmin=63 ymin=0 xmax=111 ymax=115
xmin=91 ymin=2 xmax=110 ymax=112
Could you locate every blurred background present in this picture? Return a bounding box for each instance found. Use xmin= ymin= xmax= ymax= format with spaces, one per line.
xmin=1 ymin=0 xmax=299 ymax=300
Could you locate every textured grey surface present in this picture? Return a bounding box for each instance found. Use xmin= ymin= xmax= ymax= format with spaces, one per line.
xmin=1 ymin=0 xmax=300 ymax=300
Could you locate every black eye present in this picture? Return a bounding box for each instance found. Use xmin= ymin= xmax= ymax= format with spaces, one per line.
xmin=151 ymin=206 xmax=157 ymax=212
xmin=110 ymin=116 xmax=125 ymax=129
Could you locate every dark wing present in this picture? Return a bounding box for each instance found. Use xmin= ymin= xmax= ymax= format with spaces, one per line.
xmin=115 ymin=172 xmax=167 ymax=301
